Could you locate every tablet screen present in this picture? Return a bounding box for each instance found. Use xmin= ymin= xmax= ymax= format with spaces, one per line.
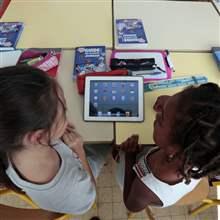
xmin=84 ymin=76 xmax=144 ymax=121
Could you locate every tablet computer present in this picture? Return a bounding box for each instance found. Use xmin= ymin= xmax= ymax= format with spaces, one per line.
xmin=84 ymin=76 xmax=144 ymax=121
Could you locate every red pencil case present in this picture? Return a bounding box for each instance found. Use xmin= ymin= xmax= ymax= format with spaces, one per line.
xmin=76 ymin=69 xmax=128 ymax=95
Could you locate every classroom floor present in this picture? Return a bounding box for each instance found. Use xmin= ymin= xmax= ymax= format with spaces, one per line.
xmin=79 ymin=154 xmax=218 ymax=220
xmin=0 ymin=153 xmax=218 ymax=220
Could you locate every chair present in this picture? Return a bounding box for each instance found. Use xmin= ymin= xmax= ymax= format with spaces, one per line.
xmin=0 ymin=188 xmax=73 ymax=220
xmin=188 ymin=180 xmax=220 ymax=216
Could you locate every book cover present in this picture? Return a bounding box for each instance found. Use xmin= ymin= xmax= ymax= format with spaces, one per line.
xmin=115 ymin=19 xmax=148 ymax=49
xmin=73 ymin=46 xmax=106 ymax=78
xmin=111 ymin=50 xmax=172 ymax=83
xmin=212 ymin=47 xmax=220 ymax=71
xmin=0 ymin=22 xmax=24 ymax=51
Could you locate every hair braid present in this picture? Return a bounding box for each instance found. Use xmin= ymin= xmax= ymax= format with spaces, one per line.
xmin=173 ymin=83 xmax=220 ymax=183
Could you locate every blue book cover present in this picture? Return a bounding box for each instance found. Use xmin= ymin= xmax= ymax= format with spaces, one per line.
xmin=116 ymin=19 xmax=147 ymax=46
xmin=73 ymin=46 xmax=106 ymax=78
xmin=0 ymin=22 xmax=24 ymax=51
xmin=212 ymin=47 xmax=220 ymax=71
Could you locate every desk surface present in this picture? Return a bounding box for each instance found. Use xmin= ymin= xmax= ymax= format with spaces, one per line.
xmin=1 ymin=0 xmax=112 ymax=49
xmin=115 ymin=52 xmax=220 ymax=144
xmin=114 ymin=0 xmax=220 ymax=51
xmin=57 ymin=50 xmax=114 ymax=143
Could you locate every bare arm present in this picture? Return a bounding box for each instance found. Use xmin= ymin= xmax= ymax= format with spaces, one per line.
xmin=120 ymin=135 xmax=162 ymax=212
xmin=123 ymin=152 xmax=163 ymax=212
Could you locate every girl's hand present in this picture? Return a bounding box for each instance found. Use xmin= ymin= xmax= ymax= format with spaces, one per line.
xmin=62 ymin=123 xmax=85 ymax=157
xmin=118 ymin=135 xmax=142 ymax=153
xmin=153 ymin=95 xmax=170 ymax=112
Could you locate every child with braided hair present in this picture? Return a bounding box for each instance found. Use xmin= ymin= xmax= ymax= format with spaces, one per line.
xmin=113 ymin=83 xmax=220 ymax=212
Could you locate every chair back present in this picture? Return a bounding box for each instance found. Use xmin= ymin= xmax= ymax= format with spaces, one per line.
xmin=175 ymin=177 xmax=209 ymax=206
xmin=0 ymin=188 xmax=72 ymax=220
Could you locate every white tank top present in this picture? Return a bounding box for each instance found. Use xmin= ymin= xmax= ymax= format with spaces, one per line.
xmin=116 ymin=146 xmax=201 ymax=207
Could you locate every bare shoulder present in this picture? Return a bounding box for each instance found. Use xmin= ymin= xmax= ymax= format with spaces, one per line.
xmin=11 ymin=150 xmax=61 ymax=185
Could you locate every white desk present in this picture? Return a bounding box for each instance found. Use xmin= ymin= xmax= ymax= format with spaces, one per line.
xmin=1 ymin=0 xmax=112 ymax=49
xmin=57 ymin=50 xmax=114 ymax=143
xmin=114 ymin=0 xmax=220 ymax=51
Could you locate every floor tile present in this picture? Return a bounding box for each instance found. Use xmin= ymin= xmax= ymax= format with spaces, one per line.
xmin=98 ymin=187 xmax=112 ymax=203
xmin=113 ymin=202 xmax=127 ymax=219
xmin=112 ymin=186 xmax=123 ymax=203
xmin=98 ymin=202 xmax=113 ymax=220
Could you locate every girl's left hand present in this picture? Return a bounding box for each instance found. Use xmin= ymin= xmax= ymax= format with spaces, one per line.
xmin=118 ymin=135 xmax=142 ymax=153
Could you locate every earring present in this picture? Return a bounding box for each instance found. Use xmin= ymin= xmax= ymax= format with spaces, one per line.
xmin=167 ymin=154 xmax=174 ymax=162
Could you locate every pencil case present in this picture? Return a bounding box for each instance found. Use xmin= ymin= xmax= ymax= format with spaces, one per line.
xmin=18 ymin=49 xmax=61 ymax=77
xmin=76 ymin=69 xmax=128 ymax=95
xmin=110 ymin=58 xmax=156 ymax=71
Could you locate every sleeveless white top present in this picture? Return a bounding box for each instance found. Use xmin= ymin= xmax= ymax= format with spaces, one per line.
xmin=116 ymin=146 xmax=201 ymax=207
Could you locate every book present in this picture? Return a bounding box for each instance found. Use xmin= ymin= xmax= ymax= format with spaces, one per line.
xmin=0 ymin=22 xmax=24 ymax=51
xmin=115 ymin=19 xmax=148 ymax=49
xmin=0 ymin=50 xmax=22 ymax=68
xmin=73 ymin=46 xmax=106 ymax=78
xmin=212 ymin=47 xmax=220 ymax=71
xmin=110 ymin=50 xmax=173 ymax=83
xmin=18 ymin=48 xmax=61 ymax=77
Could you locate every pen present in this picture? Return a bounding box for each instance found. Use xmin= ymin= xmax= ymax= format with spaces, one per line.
xmin=165 ymin=50 xmax=175 ymax=72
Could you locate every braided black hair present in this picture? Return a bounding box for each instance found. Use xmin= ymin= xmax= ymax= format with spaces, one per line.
xmin=172 ymin=83 xmax=220 ymax=183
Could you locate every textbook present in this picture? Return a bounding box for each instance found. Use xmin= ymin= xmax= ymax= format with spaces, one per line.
xmin=73 ymin=46 xmax=106 ymax=79
xmin=0 ymin=22 xmax=24 ymax=51
xmin=115 ymin=19 xmax=148 ymax=49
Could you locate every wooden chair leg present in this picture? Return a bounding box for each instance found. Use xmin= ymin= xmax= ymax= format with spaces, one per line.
xmin=127 ymin=206 xmax=155 ymax=220
xmin=189 ymin=199 xmax=220 ymax=216
xmin=145 ymin=206 xmax=155 ymax=220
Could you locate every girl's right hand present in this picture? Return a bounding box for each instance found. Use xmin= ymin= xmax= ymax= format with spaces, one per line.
xmin=62 ymin=124 xmax=85 ymax=157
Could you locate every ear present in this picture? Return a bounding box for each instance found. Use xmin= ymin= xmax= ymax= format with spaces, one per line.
xmin=23 ymin=129 xmax=49 ymax=146
xmin=165 ymin=144 xmax=182 ymax=157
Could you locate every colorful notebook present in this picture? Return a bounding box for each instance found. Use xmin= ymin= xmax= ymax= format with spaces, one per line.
xmin=73 ymin=46 xmax=106 ymax=79
xmin=0 ymin=22 xmax=24 ymax=51
xmin=115 ymin=19 xmax=148 ymax=49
